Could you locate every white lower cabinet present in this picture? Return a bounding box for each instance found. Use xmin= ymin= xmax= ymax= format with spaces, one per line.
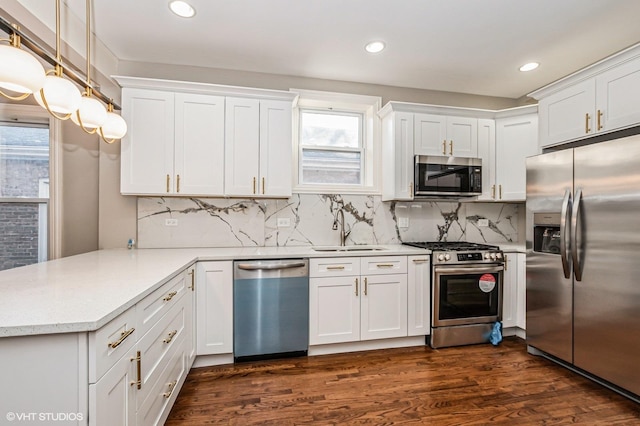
xmin=502 ymin=252 xmax=526 ymax=330
xmin=196 ymin=261 xmax=233 ymax=355
xmin=309 ymin=256 xmax=408 ymax=345
xmin=407 ymin=256 xmax=431 ymax=336
xmin=89 ymin=268 xmax=195 ymax=425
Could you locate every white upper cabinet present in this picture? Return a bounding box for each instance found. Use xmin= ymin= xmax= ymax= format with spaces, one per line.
xmin=115 ymin=76 xmax=296 ymax=198
xmin=414 ymin=114 xmax=477 ymax=157
xmin=531 ymin=45 xmax=640 ymax=148
xmin=381 ymin=110 xmax=414 ymax=201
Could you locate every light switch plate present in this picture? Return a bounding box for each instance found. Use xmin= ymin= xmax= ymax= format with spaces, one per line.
xmin=478 ymin=219 xmax=489 ymax=227
xmin=165 ymin=218 xmax=178 ymax=227
xmin=398 ymin=217 xmax=409 ymax=228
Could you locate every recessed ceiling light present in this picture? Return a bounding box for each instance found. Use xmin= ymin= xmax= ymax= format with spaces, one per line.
xmin=519 ymin=62 xmax=539 ymax=72
xmin=365 ymin=41 xmax=386 ymax=54
xmin=169 ymin=1 xmax=196 ymax=18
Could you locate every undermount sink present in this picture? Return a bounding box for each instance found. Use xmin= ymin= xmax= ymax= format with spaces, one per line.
xmin=311 ymin=245 xmax=388 ymax=252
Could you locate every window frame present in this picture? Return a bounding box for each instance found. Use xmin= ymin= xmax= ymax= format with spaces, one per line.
xmin=0 ymin=103 xmax=60 ymax=262
xmin=291 ymin=89 xmax=381 ymax=194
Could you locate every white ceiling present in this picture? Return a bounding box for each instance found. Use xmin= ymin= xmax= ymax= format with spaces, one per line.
xmin=58 ymin=0 xmax=640 ymax=99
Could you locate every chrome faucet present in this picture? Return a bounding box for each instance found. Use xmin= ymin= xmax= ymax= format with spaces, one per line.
xmin=332 ymin=208 xmax=346 ymax=246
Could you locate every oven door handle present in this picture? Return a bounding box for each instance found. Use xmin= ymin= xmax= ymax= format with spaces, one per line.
xmin=433 ymin=265 xmax=504 ymax=274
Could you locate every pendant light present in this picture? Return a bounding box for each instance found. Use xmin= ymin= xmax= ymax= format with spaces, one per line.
xmin=34 ymin=0 xmax=82 ymax=119
xmin=99 ymin=103 xmax=128 ymax=143
xmin=72 ymin=0 xmax=107 ymax=133
xmin=0 ymin=26 xmax=46 ymax=100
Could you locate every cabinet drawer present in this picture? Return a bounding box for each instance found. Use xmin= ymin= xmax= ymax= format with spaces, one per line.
xmin=310 ymin=257 xmax=360 ymax=277
xmin=361 ymin=256 xmax=407 ymax=275
xmin=137 ymin=296 xmax=188 ymax=407
xmin=137 ymin=272 xmax=187 ymax=338
xmin=89 ymin=306 xmax=137 ymax=383
xmin=136 ymin=336 xmax=187 ymax=426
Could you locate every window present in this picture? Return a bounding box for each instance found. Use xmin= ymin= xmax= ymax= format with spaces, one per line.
xmin=293 ymin=89 xmax=381 ymax=194
xmin=0 ymin=106 xmax=51 ymax=271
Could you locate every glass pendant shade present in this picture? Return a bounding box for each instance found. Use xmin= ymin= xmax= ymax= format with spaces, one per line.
xmin=101 ymin=110 xmax=128 ymax=140
xmin=71 ymin=94 xmax=107 ymax=129
xmin=34 ymin=74 xmax=82 ymax=115
xmin=0 ymin=44 xmax=46 ymax=94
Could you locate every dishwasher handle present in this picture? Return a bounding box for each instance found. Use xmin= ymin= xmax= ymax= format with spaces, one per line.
xmin=236 ymin=261 xmax=307 ymax=271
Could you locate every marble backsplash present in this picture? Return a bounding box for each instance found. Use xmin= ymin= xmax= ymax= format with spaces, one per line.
xmin=137 ymin=195 xmax=521 ymax=249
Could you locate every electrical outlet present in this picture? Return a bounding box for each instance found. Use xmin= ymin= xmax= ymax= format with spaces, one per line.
xmin=165 ymin=218 xmax=178 ymax=227
xmin=398 ymin=217 xmax=409 ymax=228
xmin=478 ymin=219 xmax=489 ymax=227
xmin=277 ymin=218 xmax=291 ymax=228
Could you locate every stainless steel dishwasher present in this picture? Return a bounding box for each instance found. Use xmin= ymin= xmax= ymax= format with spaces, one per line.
xmin=233 ymin=259 xmax=309 ymax=362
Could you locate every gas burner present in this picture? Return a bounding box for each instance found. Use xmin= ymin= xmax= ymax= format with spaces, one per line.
xmin=402 ymin=241 xmax=499 ymax=251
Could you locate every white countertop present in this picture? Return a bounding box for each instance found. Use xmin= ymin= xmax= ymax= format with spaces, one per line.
xmin=0 ymin=245 xmax=428 ymax=338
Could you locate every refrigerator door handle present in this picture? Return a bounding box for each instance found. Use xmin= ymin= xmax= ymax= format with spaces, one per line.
xmin=560 ymin=189 xmax=572 ymax=279
xmin=571 ymin=189 xmax=583 ymax=281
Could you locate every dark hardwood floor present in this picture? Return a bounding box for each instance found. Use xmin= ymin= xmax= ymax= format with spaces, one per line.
xmin=166 ymin=338 xmax=640 ymax=425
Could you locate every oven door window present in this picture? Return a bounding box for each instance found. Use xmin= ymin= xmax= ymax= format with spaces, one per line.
xmin=435 ymin=270 xmax=501 ymax=324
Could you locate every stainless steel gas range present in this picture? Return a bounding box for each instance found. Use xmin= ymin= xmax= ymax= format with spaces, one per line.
xmin=403 ymin=242 xmax=505 ymax=348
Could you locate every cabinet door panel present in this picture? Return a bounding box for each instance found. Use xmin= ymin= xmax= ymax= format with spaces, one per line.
xmin=495 ymin=114 xmax=538 ymax=201
xmin=309 ymin=276 xmax=360 ymax=345
xmin=89 ymin=347 xmax=136 ymax=426
xmin=394 ymin=112 xmax=414 ymax=200
xmin=360 ymin=274 xmax=408 ymax=340
xmin=196 ymin=261 xmax=233 ymax=355
xmin=447 ymin=116 xmax=477 ymax=157
xmin=539 ymin=80 xmax=595 ymax=147
xmin=121 ymin=89 xmax=174 ymax=194
xmin=174 ymin=93 xmax=225 ymax=196
xmin=407 ymin=256 xmax=431 ymax=336
xmin=515 ymin=254 xmax=526 ymax=330
xmin=414 ymin=113 xmax=446 ymax=155
xmin=596 ymin=56 xmax=640 ymax=132
xmin=259 ymin=100 xmax=293 ymax=197
xmin=225 ymin=97 xmax=260 ymax=196
xmin=501 ymin=254 xmax=517 ymax=328
xmin=476 ymin=119 xmax=496 ymax=201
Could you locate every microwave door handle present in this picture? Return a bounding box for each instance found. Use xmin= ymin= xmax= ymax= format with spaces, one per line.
xmin=560 ymin=189 xmax=572 ymax=279
xmin=571 ymin=189 xmax=583 ymax=281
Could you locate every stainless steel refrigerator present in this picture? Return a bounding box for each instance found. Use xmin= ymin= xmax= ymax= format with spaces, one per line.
xmin=526 ymin=134 xmax=640 ymax=398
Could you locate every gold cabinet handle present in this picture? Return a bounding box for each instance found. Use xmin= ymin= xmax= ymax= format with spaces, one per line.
xmin=355 ymin=277 xmax=359 ymax=296
xmin=163 ymin=291 xmax=177 ymax=302
xmin=442 ymin=140 xmax=446 ymax=155
xmin=130 ymin=350 xmax=141 ymax=389
xmin=188 ymin=269 xmax=195 ymax=291
xmin=364 ymin=277 xmax=368 ymax=296
xmin=163 ymin=380 xmax=178 ymax=399
xmin=491 ymin=185 xmax=496 ymax=199
xmin=449 ymin=140 xmax=453 ymax=156
xmin=166 ymin=174 xmax=170 ymax=193
xmin=597 ymin=109 xmax=603 ymax=131
xmin=504 ymin=254 xmax=508 ymax=271
xmin=163 ymin=330 xmax=178 ymax=344
xmin=176 ymin=174 xmax=180 ymax=193
xmin=108 ymin=327 xmax=135 ymax=349
xmin=326 ymin=265 xmax=345 ymax=270
xmin=376 ymin=263 xmax=394 ymax=268
xmin=585 ymin=113 xmax=591 ymax=134
xmin=409 ymin=181 xmax=413 ymax=198
xmin=253 ymin=177 xmax=256 ymax=194
xmin=499 ymin=184 xmax=502 ymax=200
xmin=412 ymin=258 xmax=429 ymax=264
xmin=262 ymin=177 xmax=265 ymax=194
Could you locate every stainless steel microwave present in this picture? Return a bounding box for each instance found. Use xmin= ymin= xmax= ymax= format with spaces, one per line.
xmin=414 ymin=155 xmax=482 ymax=197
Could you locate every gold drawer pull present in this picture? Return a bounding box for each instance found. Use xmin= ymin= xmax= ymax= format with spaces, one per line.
xmin=412 ymin=258 xmax=429 ymax=264
xmin=355 ymin=278 xmax=359 ymax=296
xmin=585 ymin=113 xmax=591 ymax=134
xmin=597 ymin=109 xmax=603 ymax=131
xmin=163 ymin=291 xmax=177 ymax=302
xmin=163 ymin=330 xmax=178 ymax=344
xmin=166 ymin=174 xmax=170 ymax=193
xmin=163 ymin=380 xmax=178 ymax=399
xmin=449 ymin=140 xmax=453 ymax=156
xmin=326 ymin=265 xmax=345 ymax=270
xmin=176 ymin=174 xmax=180 ymax=193
xmin=188 ymin=269 xmax=195 ymax=291
xmin=364 ymin=277 xmax=368 ymax=296
xmin=442 ymin=140 xmax=446 ymax=155
xmin=108 ymin=327 xmax=135 ymax=349
xmin=376 ymin=263 xmax=394 ymax=268
xmin=130 ymin=351 xmax=141 ymax=389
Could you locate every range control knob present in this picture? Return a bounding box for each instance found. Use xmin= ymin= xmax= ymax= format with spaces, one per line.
xmin=496 ymin=252 xmax=503 ymax=259
xmin=490 ymin=253 xmax=497 ymax=260
xmin=437 ymin=254 xmax=445 ymax=262
xmin=444 ymin=253 xmax=451 ymax=261
xmin=484 ymin=253 xmax=491 ymax=259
